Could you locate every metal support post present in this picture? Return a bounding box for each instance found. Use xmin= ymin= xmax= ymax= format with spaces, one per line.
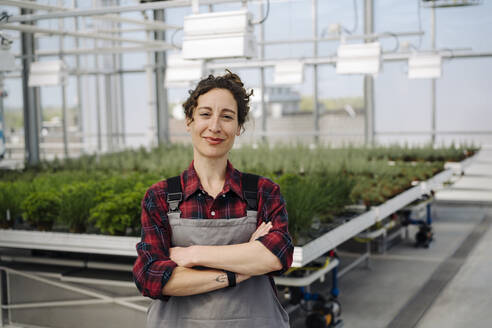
xmin=259 ymin=1 xmax=266 ymax=143
xmin=92 ymin=0 xmax=103 ymax=153
xmin=118 ymin=53 xmax=126 ymax=147
xmin=111 ymin=2 xmax=125 ymax=150
xmin=59 ymin=0 xmax=69 ymax=159
xmin=331 ymin=266 xmax=339 ymax=299
xmin=145 ymin=25 xmax=157 ymax=148
xmin=94 ymin=50 xmax=103 ymax=152
xmin=431 ymin=6 xmax=437 ymax=146
xmin=111 ymin=51 xmax=121 ymax=150
xmin=20 ymin=8 xmax=41 ymax=166
xmin=364 ymin=0 xmax=375 ymax=146
xmin=100 ymin=0 xmax=115 ymax=151
xmin=116 ymin=1 xmax=126 ymax=149
xmin=0 ymin=74 xmax=5 ymax=158
xmin=104 ymin=73 xmax=113 ymax=151
xmin=73 ymin=0 xmax=84 ymax=150
xmin=154 ymin=9 xmax=169 ymax=145
xmin=312 ymin=0 xmax=320 ymax=144
xmin=426 ymin=202 xmax=432 ymax=225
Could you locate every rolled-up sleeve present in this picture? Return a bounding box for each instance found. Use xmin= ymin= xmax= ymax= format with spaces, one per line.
xmin=256 ymin=178 xmax=294 ymax=275
xmin=133 ymin=186 xmax=177 ymax=300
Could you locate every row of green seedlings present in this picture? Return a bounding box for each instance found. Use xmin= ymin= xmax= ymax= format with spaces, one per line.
xmin=0 ymin=172 xmax=157 ymax=235
xmin=6 ymin=143 xmax=476 ymax=177
xmin=0 ymin=161 xmax=446 ymax=244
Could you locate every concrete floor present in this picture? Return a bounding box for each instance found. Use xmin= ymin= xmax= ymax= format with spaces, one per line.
xmin=417 ymin=211 xmax=492 ymax=328
xmin=291 ymin=204 xmax=491 ymax=328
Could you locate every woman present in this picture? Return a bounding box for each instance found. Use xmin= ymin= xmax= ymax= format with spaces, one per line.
xmin=133 ymin=71 xmax=293 ymax=327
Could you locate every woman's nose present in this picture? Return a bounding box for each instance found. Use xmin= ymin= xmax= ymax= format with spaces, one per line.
xmin=208 ymin=115 xmax=221 ymax=133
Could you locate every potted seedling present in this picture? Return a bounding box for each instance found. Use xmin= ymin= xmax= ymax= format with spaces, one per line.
xmin=21 ymin=191 xmax=61 ymax=231
xmin=59 ymin=181 xmax=98 ymax=233
xmin=89 ymin=182 xmax=147 ymax=236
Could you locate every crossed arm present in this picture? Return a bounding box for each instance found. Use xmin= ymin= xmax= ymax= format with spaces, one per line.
xmin=162 ymin=222 xmax=281 ymax=296
xmin=133 ymin=181 xmax=293 ymax=300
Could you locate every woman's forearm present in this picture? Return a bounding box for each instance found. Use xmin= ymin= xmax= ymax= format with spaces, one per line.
xmin=169 ymin=223 xmax=283 ymax=276
xmin=162 ymin=267 xmax=250 ymax=297
xmin=190 ymin=241 xmax=282 ymax=276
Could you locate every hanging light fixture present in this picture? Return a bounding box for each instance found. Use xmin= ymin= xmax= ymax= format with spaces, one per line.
xmin=0 ymin=33 xmax=16 ymax=72
xmin=408 ymin=53 xmax=442 ymax=79
xmin=273 ymin=61 xmax=304 ymax=85
xmin=182 ymin=10 xmax=257 ymax=60
xmin=336 ymin=42 xmax=381 ymax=75
xmin=28 ymin=60 xmax=67 ymax=87
xmin=0 ymin=50 xmax=15 ymax=72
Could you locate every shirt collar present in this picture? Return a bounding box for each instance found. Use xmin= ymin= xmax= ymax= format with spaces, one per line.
xmin=182 ymin=160 xmax=243 ymax=200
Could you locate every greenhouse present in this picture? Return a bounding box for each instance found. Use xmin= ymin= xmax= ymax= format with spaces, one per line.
xmin=0 ymin=0 xmax=491 ymax=327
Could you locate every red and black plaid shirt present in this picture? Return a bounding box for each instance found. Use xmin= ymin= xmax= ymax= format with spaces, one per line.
xmin=133 ymin=161 xmax=294 ymax=300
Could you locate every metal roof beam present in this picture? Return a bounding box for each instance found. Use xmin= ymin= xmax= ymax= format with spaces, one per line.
xmin=95 ymin=14 xmax=180 ymax=31
xmin=258 ymin=31 xmax=425 ymax=45
xmin=0 ymin=0 xmax=181 ymax=30
xmin=33 ymin=45 xmax=174 ymax=56
xmin=1 ymin=23 xmax=175 ymax=47
xmin=0 ymin=0 xmax=61 ymax=11
xmin=7 ymin=50 xmax=492 ymax=72
xmin=1 ymin=0 xmax=239 ymax=23
xmin=206 ymin=50 xmax=492 ymax=69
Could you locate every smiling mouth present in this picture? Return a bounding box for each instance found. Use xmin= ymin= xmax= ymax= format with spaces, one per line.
xmin=204 ymin=137 xmax=224 ymax=145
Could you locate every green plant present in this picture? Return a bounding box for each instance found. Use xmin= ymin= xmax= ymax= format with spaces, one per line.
xmin=89 ymin=183 xmax=147 ymax=236
xmin=3 ymin=181 xmax=31 ymax=226
xmin=1 ymin=142 xmax=480 ymax=237
xmin=311 ymin=172 xmax=355 ymax=222
xmin=0 ymin=182 xmax=13 ymax=229
xmin=275 ymin=173 xmax=349 ymax=244
xmin=275 ymin=174 xmax=314 ymax=243
xmin=21 ymin=191 xmax=61 ymax=231
xmin=59 ymin=181 xmax=99 ymax=233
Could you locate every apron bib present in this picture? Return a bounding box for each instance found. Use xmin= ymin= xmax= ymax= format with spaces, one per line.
xmin=146 ymin=212 xmax=290 ymax=328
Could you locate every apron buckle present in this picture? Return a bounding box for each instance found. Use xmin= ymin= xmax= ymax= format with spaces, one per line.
xmin=167 ymin=192 xmax=182 ymax=213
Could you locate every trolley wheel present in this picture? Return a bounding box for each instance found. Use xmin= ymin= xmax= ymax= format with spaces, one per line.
xmin=305 ymin=298 xmax=341 ymax=328
xmin=327 ymin=299 xmax=342 ymax=319
xmin=305 ymin=312 xmax=329 ymax=328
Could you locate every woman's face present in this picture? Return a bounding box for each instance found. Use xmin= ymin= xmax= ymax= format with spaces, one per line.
xmin=186 ymin=88 xmax=240 ymax=160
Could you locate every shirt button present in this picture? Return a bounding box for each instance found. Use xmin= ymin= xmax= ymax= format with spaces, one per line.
xmin=211 ymin=211 xmax=215 ymax=216
xmin=222 ymin=194 xmax=226 ymax=198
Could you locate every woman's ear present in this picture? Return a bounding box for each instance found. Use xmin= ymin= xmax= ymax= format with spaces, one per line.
xmin=236 ymin=125 xmax=241 ymax=136
xmin=185 ymin=118 xmax=192 ymax=132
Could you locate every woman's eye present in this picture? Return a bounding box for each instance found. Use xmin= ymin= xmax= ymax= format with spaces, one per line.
xmin=199 ymin=112 xmax=210 ymax=117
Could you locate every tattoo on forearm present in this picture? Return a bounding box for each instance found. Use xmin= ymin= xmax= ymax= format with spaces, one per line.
xmin=215 ymin=273 xmax=227 ymax=283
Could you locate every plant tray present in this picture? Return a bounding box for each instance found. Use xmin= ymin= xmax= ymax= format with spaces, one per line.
xmin=0 ymin=154 xmax=477 ymax=268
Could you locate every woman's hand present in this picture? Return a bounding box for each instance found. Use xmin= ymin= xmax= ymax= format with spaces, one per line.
xmin=170 ymin=246 xmax=196 ymax=268
xmin=249 ymin=221 xmax=273 ymax=242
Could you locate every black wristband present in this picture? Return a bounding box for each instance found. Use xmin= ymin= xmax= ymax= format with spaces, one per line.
xmin=225 ymin=270 xmax=236 ymax=288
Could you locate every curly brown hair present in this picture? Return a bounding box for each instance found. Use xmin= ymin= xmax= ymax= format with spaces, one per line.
xmin=183 ymin=70 xmax=253 ymax=130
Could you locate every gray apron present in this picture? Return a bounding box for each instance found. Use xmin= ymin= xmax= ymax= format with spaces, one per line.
xmin=146 ymin=211 xmax=290 ymax=328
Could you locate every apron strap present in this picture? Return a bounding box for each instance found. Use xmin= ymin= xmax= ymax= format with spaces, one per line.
xmin=167 ymin=176 xmax=183 ymax=214
xmin=242 ymin=173 xmax=259 ymax=211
